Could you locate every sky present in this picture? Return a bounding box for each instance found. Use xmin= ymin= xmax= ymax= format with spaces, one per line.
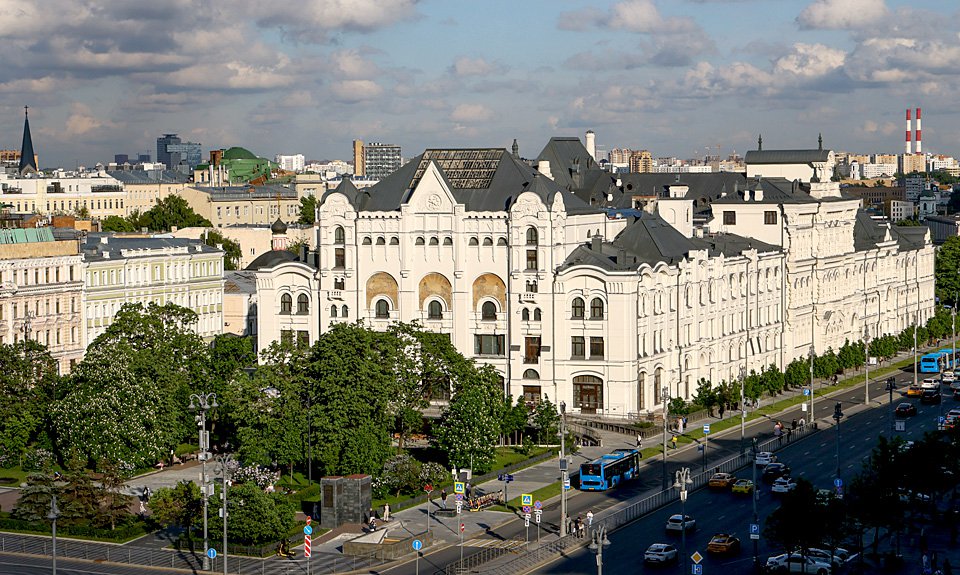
xmin=1 ymin=0 xmax=959 ymax=168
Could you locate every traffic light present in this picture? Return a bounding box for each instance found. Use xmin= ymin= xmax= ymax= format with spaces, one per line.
xmin=834 ymin=402 xmax=843 ymax=420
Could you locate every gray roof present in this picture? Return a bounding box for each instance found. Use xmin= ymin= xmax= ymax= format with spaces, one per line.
xmin=245 ymin=249 xmax=298 ymax=271
xmin=191 ymin=184 xmax=296 ymax=201
xmin=106 ymin=170 xmax=190 ymax=184
xmin=322 ymin=148 xmax=599 ymax=214
xmin=81 ymin=234 xmax=222 ymax=262
xmin=535 ymin=137 xmax=600 ymax=193
xmin=224 ymin=271 xmax=258 ymax=294
xmin=890 ymin=225 xmax=928 ymax=251
xmin=744 ymin=149 xmax=831 ymax=165
xmin=581 ymin=172 xmax=749 ymax=212
xmin=711 ymin=177 xmax=821 ymax=205
xmin=853 ymin=210 xmax=891 ymax=251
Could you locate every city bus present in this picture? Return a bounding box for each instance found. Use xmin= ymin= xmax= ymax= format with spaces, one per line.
xmin=579 ymin=448 xmax=642 ymax=491
xmin=939 ymin=348 xmax=957 ymax=370
xmin=920 ymin=353 xmax=943 ymax=374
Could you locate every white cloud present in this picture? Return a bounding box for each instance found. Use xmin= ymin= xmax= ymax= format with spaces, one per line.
xmin=797 ymin=0 xmax=889 ymax=30
xmin=609 ymin=0 xmax=698 ymax=34
xmin=328 ymin=49 xmax=381 ymax=80
xmin=329 ymin=80 xmax=384 ymax=103
xmin=773 ymin=44 xmax=846 ymax=78
xmin=62 ymin=104 xmax=118 ymax=138
xmin=450 ymin=57 xmax=498 ymax=77
xmin=246 ymin=0 xmax=418 ymax=41
xmin=450 ymin=104 xmax=493 ymax=123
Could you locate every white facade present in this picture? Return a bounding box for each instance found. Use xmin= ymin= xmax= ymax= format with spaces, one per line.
xmin=275 ymin=154 xmax=305 ymax=173
xmin=861 ymin=162 xmax=897 ymax=180
xmin=0 ymin=171 xmax=126 ymax=218
xmin=253 ymin=146 xmax=936 ymax=417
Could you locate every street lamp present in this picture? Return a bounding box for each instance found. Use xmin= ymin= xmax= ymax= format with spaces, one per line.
xmin=833 ymin=402 xmax=844 ymax=484
xmin=886 ymin=377 xmax=897 ymax=435
xmin=588 ymin=523 xmax=611 ymax=575
xmin=739 ymin=366 xmax=746 ymax=456
xmin=751 ymin=438 xmax=760 ymax=569
xmin=864 ymin=328 xmax=871 ymax=405
xmin=809 ymin=346 xmax=816 ymax=425
xmin=661 ymin=385 xmax=670 ymax=490
xmin=215 ymin=454 xmax=236 ymax=575
xmin=189 ymin=392 xmax=218 ymax=571
xmin=673 ymin=468 xmax=693 ymax=575
xmin=559 ymin=401 xmax=568 ymax=538
xmin=48 ymin=493 xmax=60 ymax=575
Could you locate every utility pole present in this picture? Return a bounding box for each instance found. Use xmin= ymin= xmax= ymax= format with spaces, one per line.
xmin=216 ymin=454 xmax=235 ymax=575
xmin=674 ymin=468 xmax=692 ymax=575
xmin=189 ymin=393 xmax=217 ymax=571
xmin=751 ymin=438 xmax=759 ymax=569
xmin=833 ymin=402 xmax=843 ymax=483
xmin=49 ymin=494 xmax=60 ymax=575
xmin=809 ymin=346 xmax=815 ymax=425
xmin=661 ymin=386 xmax=670 ymax=490
xmin=865 ymin=329 xmax=871 ymax=405
xmin=559 ymin=401 xmax=568 ymax=537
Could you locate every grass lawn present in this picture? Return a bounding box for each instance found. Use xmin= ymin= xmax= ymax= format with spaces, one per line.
xmin=489 ymin=482 xmax=563 ymax=513
xmin=0 ymin=466 xmax=35 ymax=486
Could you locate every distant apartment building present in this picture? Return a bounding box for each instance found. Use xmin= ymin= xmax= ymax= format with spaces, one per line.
xmin=275 ymin=154 xmax=305 ymax=173
xmin=179 ymin=184 xmax=299 ymax=228
xmin=608 ymin=148 xmax=632 ymax=165
xmin=844 ymin=186 xmax=905 ymax=209
xmin=0 ymin=227 xmax=84 ymax=372
xmin=81 ymin=234 xmax=225 ymax=344
xmin=900 ymin=153 xmax=925 ymax=176
xmin=156 ymin=134 xmax=202 ymax=172
xmin=886 ymin=200 xmax=916 ymax=221
xmin=363 ymin=142 xmax=402 ymax=180
xmin=629 ymin=150 xmax=653 ymax=173
xmin=106 ymin=169 xmax=191 ymax=217
xmin=861 ymin=162 xmax=897 ymax=180
xmin=0 ymin=170 xmax=126 ymax=219
xmin=353 ymin=140 xmax=365 ymax=177
xmin=928 ymin=155 xmax=959 ymax=175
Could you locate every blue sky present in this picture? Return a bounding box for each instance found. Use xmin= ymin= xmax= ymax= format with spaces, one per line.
xmin=1 ymin=0 xmax=958 ymax=168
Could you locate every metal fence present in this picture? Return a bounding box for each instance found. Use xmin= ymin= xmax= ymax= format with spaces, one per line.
xmin=442 ymin=540 xmax=523 ymax=575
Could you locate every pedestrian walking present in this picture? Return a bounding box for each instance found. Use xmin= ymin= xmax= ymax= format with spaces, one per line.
xmin=138 ymin=500 xmax=146 ymax=518
xmin=671 ymin=435 xmax=678 ymax=450
xmin=636 ymin=433 xmax=642 ymax=448
xmin=586 ymin=510 xmax=594 ymax=527
xmin=440 ymin=487 xmax=447 ymax=509
xmin=383 ymin=502 xmax=391 ymax=522
xmin=567 ymin=517 xmax=575 ymax=537
xmin=577 ymin=517 xmax=585 ymax=538
xmin=466 ymin=482 xmax=472 ymax=498
xmin=719 ymin=405 xmax=725 ymax=419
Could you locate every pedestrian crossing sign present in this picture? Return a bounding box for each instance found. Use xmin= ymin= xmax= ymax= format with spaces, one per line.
xmin=521 ymin=493 xmax=533 ymax=506
xmin=454 ymin=481 xmax=465 ymax=494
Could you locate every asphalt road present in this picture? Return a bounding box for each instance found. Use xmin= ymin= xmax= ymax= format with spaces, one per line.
xmin=536 ymin=365 xmax=945 ymax=574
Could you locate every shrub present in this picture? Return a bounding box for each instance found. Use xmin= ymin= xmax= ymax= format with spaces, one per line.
xmin=22 ymin=448 xmax=53 ymax=472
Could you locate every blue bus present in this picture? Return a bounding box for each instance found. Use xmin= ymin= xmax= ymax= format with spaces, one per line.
xmin=939 ymin=348 xmax=957 ymax=370
xmin=920 ymin=353 xmax=943 ymax=373
xmin=579 ymin=448 xmax=641 ymax=491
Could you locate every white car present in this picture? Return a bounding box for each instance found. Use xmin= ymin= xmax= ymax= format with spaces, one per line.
xmin=771 ymin=477 xmax=798 ymax=493
xmin=806 ymin=547 xmax=851 ymax=569
xmin=644 ymin=543 xmax=679 ymax=563
xmin=921 ymin=378 xmax=940 ymax=390
xmin=665 ymin=514 xmax=696 ymax=533
xmin=943 ymin=371 xmax=956 ymax=383
xmin=765 ymin=553 xmax=833 ymax=574
xmin=755 ymin=451 xmax=777 ymax=466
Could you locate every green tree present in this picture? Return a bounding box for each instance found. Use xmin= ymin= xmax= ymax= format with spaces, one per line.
xmin=837 ymin=340 xmax=858 ymax=372
xmin=13 ymin=472 xmax=56 ymax=522
xmin=763 ymin=477 xmax=821 ymax=554
xmin=101 ymin=215 xmax=137 ymax=232
xmin=139 ymin=195 xmax=211 ymax=232
xmin=692 ymin=378 xmax=717 ymax=415
xmin=433 ymin=364 xmax=507 ymax=473
xmin=299 ymin=195 xmax=317 ymax=225
xmin=208 ymin=482 xmax=295 ymax=546
xmin=381 ymin=453 xmax=422 ymax=496
xmin=383 ymin=323 xmax=432 ymax=451
xmin=149 ymin=480 xmax=203 ymax=534
xmin=203 ymin=229 xmax=242 ymax=271
xmin=761 ymin=364 xmax=785 ymax=396
xmin=58 ymin=463 xmax=101 ymax=526
xmin=784 ymin=358 xmax=809 ymax=390
xmin=531 ymin=398 xmax=560 ymax=444
xmin=501 ymin=396 xmax=529 ymax=445
xmin=936 ymin=236 xmax=960 ymax=306
xmin=0 ymin=340 xmax=59 ymax=462
xmin=813 ymin=349 xmax=839 ymax=380
xmin=97 ymin=460 xmax=132 ymax=530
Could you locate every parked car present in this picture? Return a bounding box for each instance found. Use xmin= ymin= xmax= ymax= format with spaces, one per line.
xmin=707 ymin=533 xmax=741 ymax=555
xmin=708 ymin=472 xmax=735 ymax=489
xmin=762 ymin=462 xmax=791 ymax=483
xmin=894 ymin=402 xmax=917 ymax=417
xmin=644 ymin=543 xmax=679 ymax=564
xmin=921 ymin=388 xmax=942 ymax=404
xmin=755 ymin=451 xmax=777 ymax=466
xmin=665 ymin=514 xmax=696 ymax=533
xmin=804 ymin=547 xmax=851 ymax=569
xmin=771 ymin=477 xmax=798 ymax=494
xmin=765 ymin=553 xmax=833 ymax=574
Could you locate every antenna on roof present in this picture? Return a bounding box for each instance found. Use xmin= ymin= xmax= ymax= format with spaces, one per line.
xmin=757 ymin=134 xmax=762 ymax=151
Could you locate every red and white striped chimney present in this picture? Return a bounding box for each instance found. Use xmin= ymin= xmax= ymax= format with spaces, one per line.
xmin=905 ymin=108 xmax=912 ymax=155
xmin=915 ymin=107 xmax=922 ymax=154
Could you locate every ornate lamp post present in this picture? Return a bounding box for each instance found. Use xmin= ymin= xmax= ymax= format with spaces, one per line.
xmin=674 ymin=468 xmax=693 ymax=575
xmin=189 ymin=392 xmax=217 ymax=571
xmin=215 ymin=454 xmax=236 ymax=575
xmin=588 ymin=524 xmax=611 ymax=575
xmin=559 ymin=401 xmax=568 ymax=537
xmin=661 ymin=385 xmax=670 ymax=490
xmin=49 ymin=494 xmax=60 ymax=575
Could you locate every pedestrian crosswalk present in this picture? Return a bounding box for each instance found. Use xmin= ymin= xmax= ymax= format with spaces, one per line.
xmin=466 ymin=538 xmax=526 ymax=551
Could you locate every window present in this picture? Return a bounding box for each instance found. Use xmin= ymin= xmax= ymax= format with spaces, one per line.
xmin=280 ymin=294 xmax=292 ymax=314
xmin=481 ymin=301 xmax=497 ymax=320
xmin=375 ymin=300 xmax=390 ymax=319
xmin=334 ymin=248 xmax=345 ymax=268
xmin=468 ymin=237 xmax=479 ymax=246
xmin=497 ymin=237 xmax=508 ymax=246
xmin=521 ymin=308 xmax=530 ymax=321
xmin=572 ymin=297 xmax=585 ymax=319
xmin=525 ymin=337 xmax=541 ymax=363
xmin=297 ymin=294 xmax=309 ymax=314
xmin=281 ymin=329 xmax=293 ymax=344
xmin=573 ymin=375 xmax=603 ymax=413
xmin=429 ymin=237 xmax=439 ymax=245
xmin=638 ymin=372 xmax=645 ymax=412
xmin=331 ymin=305 xmax=338 ymax=318
xmin=362 ymin=237 xmax=372 ymax=245
xmin=723 ymin=211 xmax=736 ymax=225
xmin=654 ymin=368 xmax=663 ymax=404
xmin=474 ymin=334 xmax=506 ymax=356
xmin=526 ymin=227 xmax=539 ymax=245
xmin=590 ymin=298 xmax=604 ymax=319
xmin=428 ymin=301 xmax=443 ymax=319
xmin=523 ymin=385 xmax=542 ymax=405
xmin=534 ymin=308 xmax=542 ymax=321
xmin=526 ymin=280 xmax=538 ymax=293
xmin=443 ymin=237 xmax=453 ymax=245
xmin=341 ymin=305 xmax=348 ymax=317
xmin=390 ymin=237 xmax=399 ymax=245
xmin=297 ymin=331 xmax=309 ymax=346
xmin=482 ymin=237 xmax=493 ymax=246
xmin=334 ymin=278 xmax=345 ymax=290
xmin=571 ymin=336 xmax=585 ymax=359
xmin=416 ymin=237 xmax=425 ymax=245
xmin=523 ymin=369 xmax=539 ymax=379
xmin=334 ymin=226 xmax=345 ymax=244
xmin=764 ymin=210 xmax=777 ymax=225
xmin=526 ymin=249 xmax=538 ymax=271
xmin=376 ymin=237 xmax=386 ymax=245
xmin=590 ymin=337 xmax=605 ymax=359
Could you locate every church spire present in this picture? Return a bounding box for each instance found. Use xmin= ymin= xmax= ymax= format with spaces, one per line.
xmin=18 ymin=106 xmax=38 ymax=175
xmin=818 ymin=132 xmax=823 ymax=151
xmin=757 ymin=134 xmax=762 ymax=151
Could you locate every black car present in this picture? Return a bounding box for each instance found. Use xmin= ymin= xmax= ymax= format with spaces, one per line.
xmin=895 ymin=402 xmax=918 ymax=417
xmin=921 ymin=389 xmax=942 ymax=404
xmin=762 ymin=462 xmax=791 ymax=483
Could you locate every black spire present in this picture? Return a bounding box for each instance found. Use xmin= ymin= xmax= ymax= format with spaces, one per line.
xmin=18 ymin=106 xmax=38 ymax=175
xmin=757 ymin=134 xmax=762 ymax=151
xmin=818 ymin=133 xmax=823 ymax=151
xmin=511 ymin=139 xmax=519 ymax=158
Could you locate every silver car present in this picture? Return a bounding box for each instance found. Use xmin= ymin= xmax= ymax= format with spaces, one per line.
xmin=665 ymin=514 xmax=696 ymax=533
xmin=644 ymin=543 xmax=679 ymax=563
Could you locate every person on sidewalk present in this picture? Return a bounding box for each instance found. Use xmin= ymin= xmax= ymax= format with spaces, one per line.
xmin=586 ymin=510 xmax=594 ymax=528
xmin=636 ymin=434 xmax=642 ymax=448
xmin=671 ymin=435 xmax=678 ymax=450
xmin=440 ymin=487 xmax=447 ymax=509
xmin=578 ymin=518 xmax=585 ymax=539
xmin=383 ymin=502 xmax=391 ymax=522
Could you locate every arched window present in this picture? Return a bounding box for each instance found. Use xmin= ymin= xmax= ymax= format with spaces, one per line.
xmin=341 ymin=305 xmax=348 ymax=317
xmin=526 ymin=227 xmax=539 ymax=245
xmin=497 ymin=237 xmax=508 ymax=246
xmin=330 ymin=305 xmax=338 ymax=318
xmin=482 ymin=237 xmax=493 ymax=246
xmin=429 ymin=237 xmax=439 ymax=245
xmin=534 ymin=308 xmax=542 ymax=321
xmin=523 ymin=369 xmax=539 ymax=379
xmin=443 ymin=237 xmax=453 ymax=245
xmin=362 ymin=237 xmax=372 ymax=245
xmin=428 ymin=301 xmax=443 ymax=319
xmin=571 ymin=297 xmax=585 ymax=319
xmin=390 ymin=237 xmax=399 ymax=245
xmin=469 ymin=237 xmax=479 ymax=246
xmin=481 ymin=301 xmax=497 ymax=321
xmin=376 ymin=237 xmax=386 ymax=245
xmin=297 ymin=294 xmax=309 ymax=314
xmin=375 ymin=300 xmax=390 ymax=319
xmin=521 ymin=308 xmax=530 ymax=321
xmin=415 ymin=237 xmax=425 ymax=245
xmin=590 ymin=298 xmax=604 ymax=319
xmin=280 ymin=293 xmax=292 ymax=314
xmin=334 ymin=226 xmax=345 ymax=244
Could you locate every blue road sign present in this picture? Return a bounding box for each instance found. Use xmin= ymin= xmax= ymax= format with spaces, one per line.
xmin=303 ymin=525 xmax=313 ymax=535
xmin=750 ymin=523 xmax=760 ymax=535
xmin=693 ymin=564 xmax=703 ymax=574
xmin=207 ymin=548 xmax=217 ymax=559
xmin=505 ymin=474 xmax=514 ymax=482
xmin=803 ymin=388 xmax=810 ymax=396
xmin=939 ymin=416 xmax=947 ymax=424
xmin=412 ymin=539 xmax=423 ymax=551
xmin=534 ymin=500 xmax=542 ymax=510
xmin=834 ymin=478 xmax=843 ymax=488
xmin=703 ymin=424 xmax=710 ymax=434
